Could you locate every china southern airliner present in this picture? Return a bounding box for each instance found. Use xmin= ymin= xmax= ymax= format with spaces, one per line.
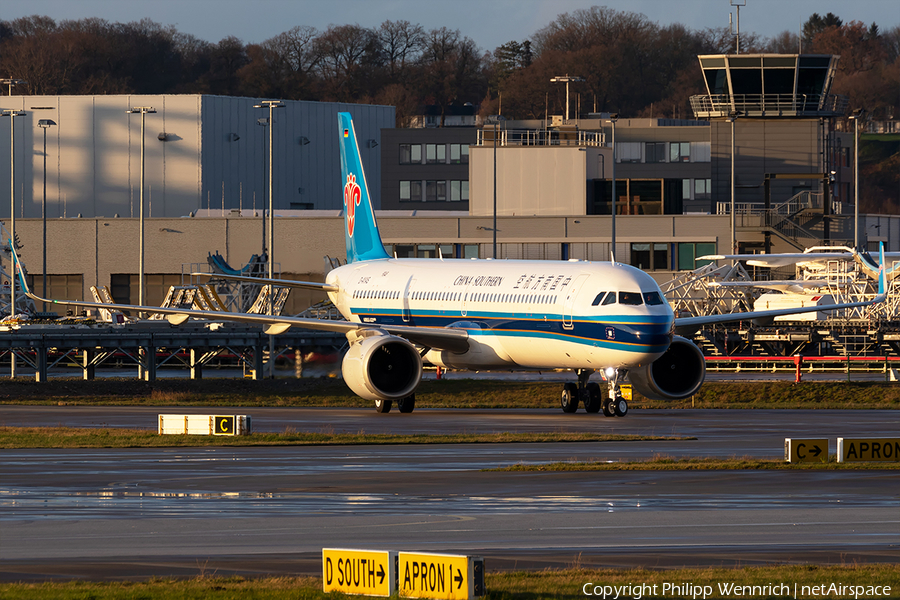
xmin=18 ymin=113 xmax=886 ymax=417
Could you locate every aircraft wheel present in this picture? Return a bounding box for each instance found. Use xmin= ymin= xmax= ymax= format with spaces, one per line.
xmin=584 ymin=383 xmax=602 ymax=413
xmin=374 ymin=398 xmax=392 ymax=413
xmin=614 ymin=397 xmax=628 ymax=417
xmin=561 ymin=383 xmax=579 ymax=413
xmin=398 ymin=394 xmax=416 ymax=413
xmin=602 ymin=398 xmax=616 ymax=417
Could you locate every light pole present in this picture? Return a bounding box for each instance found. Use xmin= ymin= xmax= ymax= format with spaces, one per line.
xmin=607 ymin=114 xmax=618 ymax=262
xmin=550 ymin=75 xmax=584 ymax=123
xmin=253 ymin=100 xmax=284 ymax=380
xmin=727 ymin=110 xmax=740 ymax=255
xmin=2 ymin=108 xmax=25 ymax=377
xmin=0 ymin=79 xmax=26 ymax=96
xmin=126 ymin=107 xmax=156 ymax=314
xmin=253 ymin=100 xmax=285 ymax=286
xmin=38 ymin=119 xmax=56 ymax=312
xmin=849 ymin=108 xmax=865 ymax=249
xmin=486 ymin=115 xmax=506 ymax=258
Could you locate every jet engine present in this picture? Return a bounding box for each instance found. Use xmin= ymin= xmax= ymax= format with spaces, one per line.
xmin=628 ymin=336 xmax=705 ymax=401
xmin=342 ymin=334 xmax=422 ymax=401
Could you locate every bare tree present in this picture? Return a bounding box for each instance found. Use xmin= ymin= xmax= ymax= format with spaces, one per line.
xmin=376 ymin=20 xmax=425 ymax=81
xmin=314 ymin=24 xmax=380 ymax=101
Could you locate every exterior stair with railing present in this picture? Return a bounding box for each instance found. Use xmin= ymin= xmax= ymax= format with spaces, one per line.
xmin=730 ymin=190 xmax=852 ymax=252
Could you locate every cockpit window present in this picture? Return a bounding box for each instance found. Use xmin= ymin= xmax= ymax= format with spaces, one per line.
xmin=643 ymin=291 xmax=664 ymax=306
xmin=601 ymin=292 xmax=617 ymax=306
xmin=591 ymin=292 xmax=607 ymax=306
xmin=619 ymin=291 xmax=643 ymax=305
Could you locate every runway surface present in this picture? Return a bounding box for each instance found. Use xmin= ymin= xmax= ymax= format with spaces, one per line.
xmin=1 ymin=407 xmax=899 ymax=581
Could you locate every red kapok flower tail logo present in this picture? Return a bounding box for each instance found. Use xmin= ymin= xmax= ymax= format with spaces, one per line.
xmin=344 ymin=173 xmax=362 ymax=237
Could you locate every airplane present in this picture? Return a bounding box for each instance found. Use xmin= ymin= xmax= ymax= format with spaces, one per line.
xmin=13 ymin=113 xmax=888 ymax=417
xmin=700 ymin=246 xmax=900 ymax=282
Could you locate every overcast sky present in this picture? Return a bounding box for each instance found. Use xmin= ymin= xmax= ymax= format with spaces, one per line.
xmin=5 ymin=0 xmax=898 ymax=51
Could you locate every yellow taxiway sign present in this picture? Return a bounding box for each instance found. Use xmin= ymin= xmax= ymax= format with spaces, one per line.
xmin=399 ymin=551 xmax=484 ymax=599
xmin=323 ymin=548 xmax=396 ymax=597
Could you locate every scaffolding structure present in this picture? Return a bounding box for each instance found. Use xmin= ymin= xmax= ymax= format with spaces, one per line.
xmin=666 ymin=252 xmax=900 ymax=359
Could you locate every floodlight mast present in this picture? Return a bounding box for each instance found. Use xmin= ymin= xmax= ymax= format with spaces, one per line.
xmin=550 ymin=75 xmax=584 ymax=123
xmin=126 ymin=107 xmax=156 ymax=316
xmin=2 ymin=108 xmax=26 ymax=376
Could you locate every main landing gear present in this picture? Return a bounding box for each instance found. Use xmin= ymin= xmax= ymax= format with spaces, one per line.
xmin=374 ymin=394 xmax=416 ymax=414
xmin=559 ymin=369 xmax=627 ymax=417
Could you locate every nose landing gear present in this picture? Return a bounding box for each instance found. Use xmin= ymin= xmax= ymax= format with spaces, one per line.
xmin=602 ymin=368 xmax=628 ymax=417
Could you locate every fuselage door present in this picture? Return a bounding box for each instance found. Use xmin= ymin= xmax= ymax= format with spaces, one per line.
xmin=563 ymin=274 xmax=589 ymax=330
xmin=402 ymin=277 xmax=416 ymax=322
xmin=461 ymin=281 xmax=469 ymax=317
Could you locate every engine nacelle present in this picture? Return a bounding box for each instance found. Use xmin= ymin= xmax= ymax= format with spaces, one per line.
xmin=342 ymin=334 xmax=422 ymax=401
xmin=628 ymin=336 xmax=705 ymax=401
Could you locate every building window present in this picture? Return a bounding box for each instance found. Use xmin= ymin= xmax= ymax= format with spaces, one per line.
xmin=426 ymin=144 xmax=446 ymax=164
xmin=449 ymin=144 xmax=469 ymax=164
xmin=449 ymin=180 xmax=469 ymax=202
xmin=425 ymin=180 xmax=447 ymax=202
xmin=840 ymin=147 xmax=850 ymax=168
xmin=400 ymin=144 xmax=422 ymax=164
xmin=682 ymin=179 xmax=692 ymax=199
xmin=616 ymin=142 xmax=641 ymax=163
xmin=393 ymin=244 xmax=415 ymax=258
xmin=691 ymin=141 xmax=711 ymax=162
xmin=677 ymin=242 xmax=717 ymax=270
xmin=694 ymin=178 xmax=712 ymax=199
xmin=391 ymin=243 xmax=459 ymax=259
xmin=669 ymin=142 xmax=690 ymax=162
xmin=630 ymin=243 xmax=668 ymax=271
xmin=645 ymin=142 xmax=666 ymax=163
xmin=399 ymin=180 xmax=423 ymax=202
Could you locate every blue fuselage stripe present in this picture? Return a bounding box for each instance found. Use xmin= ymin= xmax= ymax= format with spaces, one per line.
xmin=351 ymin=307 xmax=673 ymax=353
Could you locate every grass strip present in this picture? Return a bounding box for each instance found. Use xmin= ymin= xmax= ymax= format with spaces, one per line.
xmin=1 ymin=565 xmax=898 ymax=599
xmin=0 ymin=427 xmax=690 ymax=449
xmin=491 ymin=455 xmax=900 ymax=471
xmin=3 ymin=378 xmax=900 ymax=409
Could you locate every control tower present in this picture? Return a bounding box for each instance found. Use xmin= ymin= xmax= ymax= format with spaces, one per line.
xmin=690 ymin=54 xmax=851 ymax=251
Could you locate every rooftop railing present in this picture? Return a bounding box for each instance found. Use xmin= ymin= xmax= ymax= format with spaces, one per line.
xmin=476 ymin=128 xmax=605 ymax=147
xmin=690 ymin=93 xmax=849 ymax=118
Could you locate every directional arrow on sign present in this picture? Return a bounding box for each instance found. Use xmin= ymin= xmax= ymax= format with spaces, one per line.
xmin=377 ymin=563 xmax=385 ymax=584
xmin=809 ymin=445 xmax=822 ymax=457
xmin=454 ymin=567 xmax=463 ymax=589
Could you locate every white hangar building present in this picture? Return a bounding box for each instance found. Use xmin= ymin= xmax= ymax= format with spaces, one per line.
xmin=0 ymin=95 xmax=395 ymax=218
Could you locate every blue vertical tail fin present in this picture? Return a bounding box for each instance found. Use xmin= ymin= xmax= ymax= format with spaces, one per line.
xmin=338 ymin=112 xmax=389 ymax=263
xmin=878 ymin=241 xmax=887 ymax=297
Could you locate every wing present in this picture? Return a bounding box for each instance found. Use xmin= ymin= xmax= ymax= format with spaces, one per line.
xmin=709 ymin=280 xmax=831 ymax=294
xmin=190 ymin=272 xmax=338 ymax=292
xmin=697 ymin=252 xmax=855 ymax=268
xmin=12 ymin=251 xmax=468 ymax=354
xmin=674 ymin=295 xmax=884 ymax=336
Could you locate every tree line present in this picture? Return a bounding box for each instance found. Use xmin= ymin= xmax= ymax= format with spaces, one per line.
xmin=1 ymin=9 xmax=897 ymax=126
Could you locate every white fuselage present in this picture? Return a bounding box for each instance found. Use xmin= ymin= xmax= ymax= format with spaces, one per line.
xmin=326 ymin=258 xmax=674 ymax=371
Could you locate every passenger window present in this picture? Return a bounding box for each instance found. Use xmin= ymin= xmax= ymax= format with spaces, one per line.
xmin=619 ymin=291 xmax=644 ymax=305
xmin=643 ymin=291 xmax=664 ymax=305
xmin=602 ymin=292 xmax=617 ymax=306
xmin=591 ymin=292 xmax=606 ymax=306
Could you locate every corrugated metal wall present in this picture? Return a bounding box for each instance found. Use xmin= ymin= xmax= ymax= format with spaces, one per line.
xmin=0 ymin=95 xmax=393 ymax=220
xmin=200 ymin=98 xmax=393 ymax=213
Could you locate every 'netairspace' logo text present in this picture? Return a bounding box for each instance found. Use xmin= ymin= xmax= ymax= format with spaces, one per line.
xmin=582 ymin=581 xmax=893 ymax=599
